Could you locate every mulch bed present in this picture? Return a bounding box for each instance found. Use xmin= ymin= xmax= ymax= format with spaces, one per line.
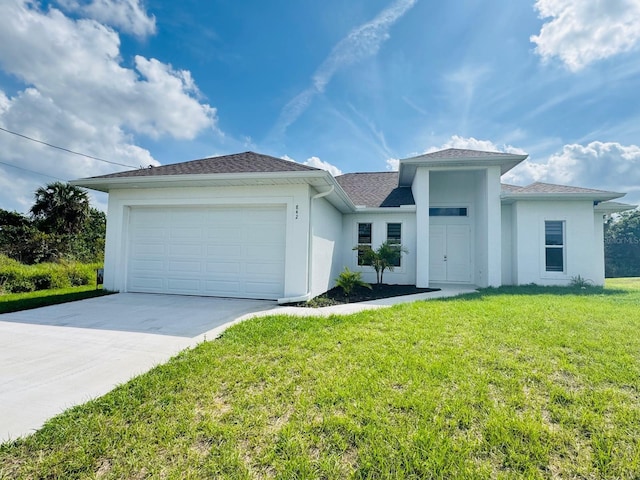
xmin=289 ymin=284 xmax=440 ymax=307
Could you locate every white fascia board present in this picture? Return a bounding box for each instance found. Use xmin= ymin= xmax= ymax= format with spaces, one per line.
xmin=72 ymin=170 xmax=358 ymax=213
xmin=354 ymin=205 xmax=417 ymax=213
xmin=316 ymin=176 xmax=357 ymax=213
xmin=71 ymin=170 xmax=329 ymax=192
xmin=501 ymin=192 xmax=625 ymax=203
xmin=398 ymin=155 xmax=528 ymax=186
xmin=594 ymin=202 xmax=638 ymax=214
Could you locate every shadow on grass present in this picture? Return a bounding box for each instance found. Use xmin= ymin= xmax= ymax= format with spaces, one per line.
xmin=437 ymin=284 xmax=631 ymax=302
xmin=0 ymin=289 xmax=114 ymax=314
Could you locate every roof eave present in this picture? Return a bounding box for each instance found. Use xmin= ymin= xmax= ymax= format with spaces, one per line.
xmin=71 ymin=170 xmax=359 ymax=213
xmin=354 ymin=205 xmax=416 ymax=213
xmin=398 ymin=154 xmax=528 ymax=186
xmin=594 ymin=202 xmax=638 ymax=214
xmin=70 ymin=170 xmax=330 ymax=193
xmin=501 ymin=191 xmax=626 ymax=203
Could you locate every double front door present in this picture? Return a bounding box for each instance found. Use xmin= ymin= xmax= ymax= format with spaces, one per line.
xmin=429 ymin=225 xmax=472 ymax=283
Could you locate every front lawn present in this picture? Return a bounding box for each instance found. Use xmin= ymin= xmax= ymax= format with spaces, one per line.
xmin=1 ymin=280 xmax=639 ymax=478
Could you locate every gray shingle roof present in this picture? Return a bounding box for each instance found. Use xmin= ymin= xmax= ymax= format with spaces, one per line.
xmin=500 ymin=183 xmax=524 ymax=193
xmin=335 ymin=172 xmax=414 ymax=208
xmin=85 ymin=151 xmax=320 ymax=179
xmin=515 ymin=182 xmax=617 ymax=194
xmin=420 ymin=148 xmax=523 ymax=160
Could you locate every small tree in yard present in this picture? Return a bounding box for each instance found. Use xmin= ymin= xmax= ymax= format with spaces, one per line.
xmin=354 ymin=241 xmax=408 ymax=284
xmin=335 ymin=267 xmax=371 ymax=302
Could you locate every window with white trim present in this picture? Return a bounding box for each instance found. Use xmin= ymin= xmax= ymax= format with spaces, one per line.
xmin=387 ymin=223 xmax=402 ymax=267
xmin=545 ymin=221 xmax=565 ymax=273
xmin=357 ymin=223 xmax=372 ymax=266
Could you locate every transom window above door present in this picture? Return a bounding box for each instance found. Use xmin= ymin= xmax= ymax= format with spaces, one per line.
xmin=429 ymin=207 xmax=468 ymax=217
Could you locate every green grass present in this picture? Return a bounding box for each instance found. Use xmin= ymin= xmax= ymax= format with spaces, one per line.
xmin=0 ymin=286 xmax=112 ymax=314
xmin=1 ymin=280 xmax=640 ymax=479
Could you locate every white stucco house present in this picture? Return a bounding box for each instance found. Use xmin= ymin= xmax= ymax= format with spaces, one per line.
xmin=73 ymin=149 xmax=635 ymax=303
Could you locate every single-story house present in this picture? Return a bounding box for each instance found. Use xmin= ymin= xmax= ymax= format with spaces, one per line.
xmin=73 ymin=149 xmax=636 ymax=302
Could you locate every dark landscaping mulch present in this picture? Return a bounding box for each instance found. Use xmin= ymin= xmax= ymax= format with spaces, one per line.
xmin=290 ymin=284 xmax=440 ymax=307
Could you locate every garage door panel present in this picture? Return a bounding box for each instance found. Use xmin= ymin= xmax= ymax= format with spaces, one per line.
xmin=168 ymin=261 xmax=202 ymax=273
xmin=166 ymin=278 xmax=201 ymax=294
xmin=128 ymin=206 xmax=286 ymax=299
xmin=205 ymin=262 xmax=241 ymax=274
xmin=245 ymin=262 xmax=283 ymax=275
xmin=206 ymin=244 xmax=243 ymax=257
xmin=245 ymin=282 xmax=282 ymax=296
xmin=132 ymin=244 xmax=166 ymax=256
xmin=169 ymin=244 xmax=203 ymax=256
xmin=206 ymin=227 xmax=241 ymax=241
xmin=170 ymin=227 xmax=202 ymax=240
xmin=131 ymin=259 xmax=165 ymax=271
xmin=135 ymin=211 xmax=166 ymax=225
xmin=245 ymin=228 xmax=285 ymax=244
xmin=129 ymin=277 xmax=164 ymax=291
xmin=203 ymin=280 xmax=241 ymax=294
xmin=245 ymin=244 xmax=283 ymax=259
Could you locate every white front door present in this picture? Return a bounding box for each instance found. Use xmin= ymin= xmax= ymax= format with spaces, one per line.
xmin=429 ymin=225 xmax=472 ymax=283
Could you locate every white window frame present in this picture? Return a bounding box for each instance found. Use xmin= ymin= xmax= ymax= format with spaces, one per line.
xmin=386 ymin=222 xmax=402 ymax=268
xmin=543 ymin=220 xmax=566 ymax=275
xmin=357 ymin=222 xmax=373 ymax=266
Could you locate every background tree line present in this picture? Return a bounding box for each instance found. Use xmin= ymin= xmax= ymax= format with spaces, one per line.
xmin=0 ymin=182 xmax=105 ymax=264
xmin=604 ymin=209 xmax=640 ymax=278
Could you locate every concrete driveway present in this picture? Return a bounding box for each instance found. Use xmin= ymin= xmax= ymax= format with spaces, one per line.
xmin=0 ymin=293 xmax=275 ymax=442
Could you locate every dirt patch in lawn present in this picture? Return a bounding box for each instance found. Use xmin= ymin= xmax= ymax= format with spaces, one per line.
xmin=289 ymin=284 xmax=440 ymax=307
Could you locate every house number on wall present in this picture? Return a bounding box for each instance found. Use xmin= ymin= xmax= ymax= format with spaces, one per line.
xmin=295 ymin=204 xmax=299 ymax=219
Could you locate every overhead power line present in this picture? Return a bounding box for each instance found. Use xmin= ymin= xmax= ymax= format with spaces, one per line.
xmin=0 ymin=126 xmax=139 ymax=169
xmin=0 ymin=159 xmax=65 ymax=181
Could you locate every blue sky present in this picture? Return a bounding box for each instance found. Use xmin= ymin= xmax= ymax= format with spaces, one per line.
xmin=1 ymin=0 xmax=639 ymax=212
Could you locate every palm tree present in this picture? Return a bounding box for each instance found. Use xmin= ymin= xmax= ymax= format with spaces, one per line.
xmin=30 ymin=182 xmax=90 ymax=235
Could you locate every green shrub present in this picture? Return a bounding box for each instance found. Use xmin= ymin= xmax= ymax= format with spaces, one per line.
xmin=335 ymin=267 xmax=371 ymax=301
xmin=0 ymin=255 xmax=101 ymax=294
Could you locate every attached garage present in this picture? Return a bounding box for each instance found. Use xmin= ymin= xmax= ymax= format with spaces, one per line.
xmin=126 ymin=205 xmax=286 ymax=300
xmin=72 ymin=151 xmax=362 ymax=301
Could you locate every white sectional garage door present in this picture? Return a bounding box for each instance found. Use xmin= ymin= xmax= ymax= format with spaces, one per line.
xmin=127 ymin=206 xmax=286 ymax=299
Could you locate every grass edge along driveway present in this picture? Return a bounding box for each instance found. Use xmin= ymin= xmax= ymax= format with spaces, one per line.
xmin=1 ymin=279 xmax=639 ymax=479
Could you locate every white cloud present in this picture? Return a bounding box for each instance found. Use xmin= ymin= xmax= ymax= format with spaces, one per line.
xmin=303 ymin=156 xmax=343 ymax=176
xmin=386 ymin=158 xmax=399 ymax=171
xmin=282 ymin=155 xmax=343 ymax=177
xmin=504 ymin=142 xmax=640 ymax=201
xmin=531 ymin=0 xmax=640 ymax=71
xmin=0 ymin=0 xmax=216 ymax=212
xmin=56 ymin=0 xmax=156 ymax=37
xmin=273 ymin=0 xmax=417 ymax=137
xmin=425 ymin=135 xmax=526 ymax=155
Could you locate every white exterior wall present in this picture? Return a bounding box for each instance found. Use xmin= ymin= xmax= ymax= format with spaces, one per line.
xmin=485 ymin=166 xmax=502 ymax=287
xmin=103 ymin=184 xmax=311 ymax=298
xmin=341 ymin=211 xmax=417 ymax=285
xmin=412 ymin=168 xmax=430 ymax=287
xmin=512 ymin=200 xmax=603 ymax=285
xmin=593 ymin=212 xmax=606 ymax=285
xmin=473 ymin=171 xmax=488 ymax=287
xmin=501 ymin=204 xmax=513 ymax=285
xmin=310 ymin=195 xmax=344 ymax=297
xmin=429 ymin=169 xmax=496 ymax=286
